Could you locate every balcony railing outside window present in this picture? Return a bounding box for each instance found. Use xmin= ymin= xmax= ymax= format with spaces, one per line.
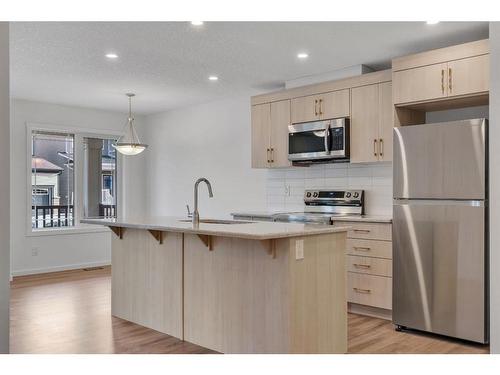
xmin=32 ymin=205 xmax=74 ymax=228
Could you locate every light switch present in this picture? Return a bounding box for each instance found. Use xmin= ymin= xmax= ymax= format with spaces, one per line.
xmin=295 ymin=239 xmax=304 ymax=260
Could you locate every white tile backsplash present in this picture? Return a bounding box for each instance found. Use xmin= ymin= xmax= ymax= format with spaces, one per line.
xmin=266 ymin=162 xmax=393 ymax=215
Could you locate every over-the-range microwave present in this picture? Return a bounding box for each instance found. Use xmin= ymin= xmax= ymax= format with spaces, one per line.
xmin=288 ymin=118 xmax=349 ymax=163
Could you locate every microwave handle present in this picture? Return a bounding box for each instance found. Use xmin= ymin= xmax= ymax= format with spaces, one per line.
xmin=324 ymin=123 xmax=330 ymax=154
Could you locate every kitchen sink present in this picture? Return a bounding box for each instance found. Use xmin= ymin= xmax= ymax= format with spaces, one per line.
xmin=179 ymin=219 xmax=253 ymax=225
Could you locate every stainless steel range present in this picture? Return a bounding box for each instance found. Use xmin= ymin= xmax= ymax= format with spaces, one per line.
xmin=273 ymin=189 xmax=364 ymax=225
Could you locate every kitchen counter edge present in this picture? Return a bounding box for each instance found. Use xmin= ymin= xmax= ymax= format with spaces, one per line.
xmin=81 ymin=217 xmax=351 ymax=241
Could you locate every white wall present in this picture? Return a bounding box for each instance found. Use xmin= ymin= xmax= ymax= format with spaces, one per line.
xmin=489 ymin=21 xmax=499 ymax=354
xmin=10 ymin=99 xmax=147 ymax=275
xmin=0 ymin=22 xmax=10 ymax=354
xmin=145 ymin=94 xmax=268 ymax=218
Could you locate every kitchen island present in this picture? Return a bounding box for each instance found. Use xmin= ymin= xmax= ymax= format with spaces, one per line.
xmin=81 ymin=216 xmax=350 ymax=354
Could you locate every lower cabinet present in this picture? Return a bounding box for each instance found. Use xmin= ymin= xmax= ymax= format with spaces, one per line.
xmin=335 ymin=221 xmax=393 ymax=319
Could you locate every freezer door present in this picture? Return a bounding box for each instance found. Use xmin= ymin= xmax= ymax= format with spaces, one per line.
xmin=393 ymin=119 xmax=486 ymax=199
xmin=393 ymin=199 xmax=487 ymax=343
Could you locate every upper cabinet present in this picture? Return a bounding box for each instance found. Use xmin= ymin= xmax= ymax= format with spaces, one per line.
xmin=446 ymin=54 xmax=489 ymax=98
xmin=393 ymin=63 xmax=448 ymax=104
xmin=291 ymin=89 xmax=349 ymax=124
xmin=251 ymin=100 xmax=291 ymax=169
xmin=251 ymin=103 xmax=271 ymax=169
xmin=350 ymin=82 xmax=393 ymax=163
xmin=393 ymin=39 xmax=489 ymax=108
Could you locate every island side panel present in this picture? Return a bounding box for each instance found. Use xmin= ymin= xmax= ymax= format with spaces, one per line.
xmin=183 ymin=234 xmax=290 ymax=353
xmin=111 ymin=228 xmax=183 ymax=339
xmin=288 ymin=233 xmax=347 ymax=353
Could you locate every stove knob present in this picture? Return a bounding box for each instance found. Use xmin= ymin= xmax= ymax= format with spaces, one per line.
xmin=313 ymin=192 xmax=319 ymax=198
xmin=306 ymin=192 xmax=312 ymax=198
xmin=345 ymin=192 xmax=352 ymax=198
xmin=353 ymin=192 xmax=359 ymax=198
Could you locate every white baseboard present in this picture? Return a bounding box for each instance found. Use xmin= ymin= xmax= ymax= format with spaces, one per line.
xmin=11 ymin=261 xmax=111 ymax=277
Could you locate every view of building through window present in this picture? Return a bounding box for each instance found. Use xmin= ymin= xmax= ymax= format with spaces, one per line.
xmin=31 ymin=131 xmax=75 ymax=229
xmin=83 ymin=137 xmax=117 ymax=218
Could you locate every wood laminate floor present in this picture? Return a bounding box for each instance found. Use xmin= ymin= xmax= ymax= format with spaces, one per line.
xmin=10 ymin=267 xmax=489 ymax=354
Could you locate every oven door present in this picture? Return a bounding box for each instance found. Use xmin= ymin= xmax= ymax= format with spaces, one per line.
xmin=288 ymin=119 xmax=347 ymax=161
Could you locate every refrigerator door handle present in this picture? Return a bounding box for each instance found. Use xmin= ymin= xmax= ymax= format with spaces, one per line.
xmin=394 ymin=198 xmax=485 ymax=207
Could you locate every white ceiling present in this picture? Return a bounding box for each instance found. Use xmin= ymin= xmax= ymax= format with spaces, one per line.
xmin=10 ymin=22 xmax=488 ymax=114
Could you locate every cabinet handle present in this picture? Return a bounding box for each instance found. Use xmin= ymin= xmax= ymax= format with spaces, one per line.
xmin=267 ymin=148 xmax=271 ymax=163
xmin=449 ymin=67 xmax=452 ymax=93
xmin=354 ymin=229 xmax=371 ymax=233
xmin=353 ymin=263 xmax=371 ymax=269
xmin=353 ymin=287 xmax=371 ymax=294
xmin=441 ymin=69 xmax=445 ymax=94
xmin=270 ymin=148 xmax=274 ymax=163
xmin=319 ymin=98 xmax=323 ymax=115
xmin=353 ymin=246 xmax=371 ymax=252
xmin=314 ymin=99 xmax=318 ymax=116
xmin=373 ymin=139 xmax=378 ymax=157
xmin=379 ymin=138 xmax=384 ymax=157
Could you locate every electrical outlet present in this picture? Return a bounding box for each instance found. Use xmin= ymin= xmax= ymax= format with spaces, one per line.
xmin=284 ymin=184 xmax=291 ymax=196
xmin=31 ymin=247 xmax=39 ymax=256
xmin=295 ymin=240 xmax=304 ymax=260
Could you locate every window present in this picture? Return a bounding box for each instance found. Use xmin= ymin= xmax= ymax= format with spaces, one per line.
xmin=31 ymin=131 xmax=75 ymax=229
xmin=83 ymin=137 xmax=118 ymax=218
xmin=29 ymin=126 xmax=121 ymax=233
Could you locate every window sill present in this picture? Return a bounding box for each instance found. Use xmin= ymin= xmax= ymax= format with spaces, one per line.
xmin=26 ymin=225 xmax=111 ymax=237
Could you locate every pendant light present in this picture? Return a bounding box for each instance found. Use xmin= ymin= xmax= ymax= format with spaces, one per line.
xmin=113 ymin=93 xmax=148 ymax=156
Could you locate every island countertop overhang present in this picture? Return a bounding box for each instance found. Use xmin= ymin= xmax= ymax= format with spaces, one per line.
xmin=81 ymin=216 xmax=351 ymax=240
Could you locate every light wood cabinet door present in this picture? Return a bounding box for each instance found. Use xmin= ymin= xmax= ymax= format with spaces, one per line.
xmin=447 ymin=54 xmax=489 ymax=98
xmin=393 ymin=63 xmax=448 ymax=104
xmin=270 ymin=100 xmax=291 ymax=168
xmin=251 ymin=103 xmax=271 ymax=168
xmin=318 ymin=89 xmax=350 ymax=120
xmin=378 ymin=81 xmax=393 ymax=162
xmin=291 ymin=95 xmax=320 ymax=124
xmin=350 ymin=84 xmax=380 ymax=163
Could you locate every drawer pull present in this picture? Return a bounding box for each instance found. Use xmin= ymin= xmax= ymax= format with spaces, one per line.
xmin=353 ymin=246 xmax=371 ymax=252
xmin=353 ymin=229 xmax=371 ymax=233
xmin=353 ymin=287 xmax=371 ymax=294
xmin=353 ymin=263 xmax=371 ymax=269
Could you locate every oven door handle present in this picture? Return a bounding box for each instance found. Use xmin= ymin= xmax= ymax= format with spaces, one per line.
xmin=324 ymin=122 xmax=330 ymax=154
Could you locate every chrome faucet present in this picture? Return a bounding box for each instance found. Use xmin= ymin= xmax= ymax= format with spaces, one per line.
xmin=192 ymin=177 xmax=213 ymax=224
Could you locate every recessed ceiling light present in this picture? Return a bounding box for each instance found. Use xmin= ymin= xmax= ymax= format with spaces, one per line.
xmin=208 ymin=75 xmax=218 ymax=81
xmin=105 ymin=53 xmax=118 ymax=59
xmin=297 ymin=52 xmax=309 ymax=59
xmin=191 ymin=21 xmax=204 ymax=26
xmin=426 ymin=21 xmax=440 ymax=25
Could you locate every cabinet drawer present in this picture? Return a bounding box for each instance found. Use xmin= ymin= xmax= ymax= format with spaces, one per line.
xmin=347 ymin=255 xmax=392 ymax=277
xmin=335 ymin=222 xmax=392 ymax=241
xmin=347 ymin=238 xmax=392 ymax=259
xmin=347 ymin=273 xmax=392 ymax=310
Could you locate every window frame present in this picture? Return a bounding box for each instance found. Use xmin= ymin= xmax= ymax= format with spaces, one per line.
xmin=26 ymin=122 xmax=124 ymax=236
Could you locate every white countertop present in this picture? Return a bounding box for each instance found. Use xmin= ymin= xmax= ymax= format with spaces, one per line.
xmin=81 ymin=216 xmax=351 ymax=241
xmin=231 ymin=211 xmax=392 ymax=223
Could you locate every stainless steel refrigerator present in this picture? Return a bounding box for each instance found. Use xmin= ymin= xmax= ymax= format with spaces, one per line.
xmin=392 ymin=118 xmax=488 ymax=344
